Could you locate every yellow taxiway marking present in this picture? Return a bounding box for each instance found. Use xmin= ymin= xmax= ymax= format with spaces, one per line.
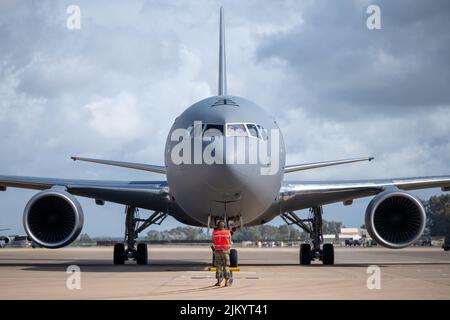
xmin=208 ymin=267 xmax=240 ymax=271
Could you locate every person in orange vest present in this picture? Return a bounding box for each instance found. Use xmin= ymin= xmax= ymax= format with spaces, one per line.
xmin=212 ymin=220 xmax=234 ymax=287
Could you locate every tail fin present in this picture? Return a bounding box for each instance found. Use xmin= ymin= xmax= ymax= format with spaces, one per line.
xmin=218 ymin=7 xmax=227 ymax=96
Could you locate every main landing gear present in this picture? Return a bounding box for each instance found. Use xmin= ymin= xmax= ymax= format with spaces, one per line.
xmin=113 ymin=206 xmax=168 ymax=265
xmin=281 ymin=206 xmax=334 ymax=265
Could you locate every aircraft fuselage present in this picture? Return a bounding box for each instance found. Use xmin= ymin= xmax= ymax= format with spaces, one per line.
xmin=165 ymin=95 xmax=286 ymax=226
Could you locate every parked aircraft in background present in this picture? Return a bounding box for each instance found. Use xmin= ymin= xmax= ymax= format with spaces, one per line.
xmin=0 ymin=228 xmax=32 ymax=248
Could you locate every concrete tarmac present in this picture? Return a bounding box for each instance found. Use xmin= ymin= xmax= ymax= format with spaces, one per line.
xmin=0 ymin=246 xmax=449 ymax=299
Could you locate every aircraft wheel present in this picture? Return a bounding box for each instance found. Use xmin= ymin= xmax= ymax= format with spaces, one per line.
xmin=299 ymin=243 xmax=311 ymax=265
xmin=113 ymin=243 xmax=125 ymax=265
xmin=323 ymin=243 xmax=334 ymax=265
xmin=136 ymin=243 xmax=148 ymax=265
xmin=230 ymin=249 xmax=238 ymax=267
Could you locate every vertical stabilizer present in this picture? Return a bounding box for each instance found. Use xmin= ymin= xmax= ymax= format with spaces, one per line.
xmin=218 ymin=7 xmax=227 ymax=96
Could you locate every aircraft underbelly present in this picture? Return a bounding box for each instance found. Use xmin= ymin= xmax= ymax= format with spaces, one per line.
xmin=167 ymin=164 xmax=281 ymax=225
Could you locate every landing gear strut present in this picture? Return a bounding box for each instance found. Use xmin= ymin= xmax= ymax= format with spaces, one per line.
xmin=281 ymin=206 xmax=334 ymax=265
xmin=113 ymin=206 xmax=168 ymax=265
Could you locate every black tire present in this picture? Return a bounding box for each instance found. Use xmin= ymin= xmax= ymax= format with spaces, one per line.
xmin=136 ymin=243 xmax=148 ymax=265
xmin=113 ymin=243 xmax=125 ymax=265
xmin=300 ymin=243 xmax=311 ymax=265
xmin=230 ymin=249 xmax=238 ymax=267
xmin=444 ymin=247 xmax=450 ymax=252
xmin=323 ymin=243 xmax=334 ymax=265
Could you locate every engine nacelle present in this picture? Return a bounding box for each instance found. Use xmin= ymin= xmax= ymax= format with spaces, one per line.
xmin=23 ymin=189 xmax=84 ymax=249
xmin=365 ymin=190 xmax=426 ymax=249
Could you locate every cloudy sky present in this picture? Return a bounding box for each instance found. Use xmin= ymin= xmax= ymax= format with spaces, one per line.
xmin=0 ymin=0 xmax=449 ymax=236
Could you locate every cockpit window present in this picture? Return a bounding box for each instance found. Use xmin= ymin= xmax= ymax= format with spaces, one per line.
xmin=187 ymin=123 xmax=268 ymax=140
xmin=226 ymin=124 xmax=248 ymax=137
xmin=203 ymin=124 xmax=224 ymax=137
xmin=246 ymin=124 xmax=260 ymax=138
xmin=257 ymin=124 xmax=268 ymax=140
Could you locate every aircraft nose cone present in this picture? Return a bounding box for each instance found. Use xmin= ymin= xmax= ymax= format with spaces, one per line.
xmin=200 ymin=164 xmax=249 ymax=201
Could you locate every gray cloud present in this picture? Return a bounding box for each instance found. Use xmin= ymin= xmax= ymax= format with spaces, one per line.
xmin=256 ymin=0 xmax=450 ymax=116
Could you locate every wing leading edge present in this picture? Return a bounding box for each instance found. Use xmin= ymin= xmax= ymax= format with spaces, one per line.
xmin=284 ymin=157 xmax=374 ymax=173
xmin=0 ymin=175 xmax=170 ymax=212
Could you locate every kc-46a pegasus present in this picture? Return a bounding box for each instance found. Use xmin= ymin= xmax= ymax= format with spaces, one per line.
xmin=1 ymin=8 xmax=449 ymax=265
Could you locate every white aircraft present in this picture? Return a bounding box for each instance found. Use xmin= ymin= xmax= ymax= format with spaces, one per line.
xmin=0 ymin=8 xmax=449 ymax=265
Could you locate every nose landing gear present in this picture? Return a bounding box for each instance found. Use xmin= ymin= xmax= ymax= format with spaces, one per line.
xmin=230 ymin=248 xmax=238 ymax=267
xmin=113 ymin=206 xmax=168 ymax=265
xmin=281 ymin=206 xmax=334 ymax=265
xmin=209 ymin=214 xmax=241 ymax=268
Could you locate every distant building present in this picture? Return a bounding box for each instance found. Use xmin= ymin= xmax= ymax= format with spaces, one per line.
xmin=241 ymin=241 xmax=253 ymax=247
xmin=338 ymin=228 xmax=370 ymax=242
xmin=323 ymin=234 xmax=336 ymax=243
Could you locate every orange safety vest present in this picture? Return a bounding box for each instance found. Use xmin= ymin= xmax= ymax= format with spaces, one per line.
xmin=212 ymin=229 xmax=231 ymax=251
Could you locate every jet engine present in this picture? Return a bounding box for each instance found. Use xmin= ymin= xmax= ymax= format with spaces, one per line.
xmin=23 ymin=189 xmax=84 ymax=248
xmin=365 ymin=189 xmax=426 ymax=249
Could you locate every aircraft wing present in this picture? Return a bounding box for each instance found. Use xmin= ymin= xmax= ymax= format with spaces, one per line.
xmin=280 ymin=175 xmax=450 ymax=212
xmin=0 ymin=175 xmax=170 ymax=212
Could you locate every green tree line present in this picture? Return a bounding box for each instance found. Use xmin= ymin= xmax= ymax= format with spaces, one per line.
xmin=77 ymin=194 xmax=450 ymax=242
xmin=144 ymin=219 xmax=343 ymax=242
xmin=426 ymin=194 xmax=450 ymax=236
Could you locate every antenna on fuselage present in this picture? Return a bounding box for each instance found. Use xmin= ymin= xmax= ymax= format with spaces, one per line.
xmin=218 ymin=7 xmax=227 ymax=96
